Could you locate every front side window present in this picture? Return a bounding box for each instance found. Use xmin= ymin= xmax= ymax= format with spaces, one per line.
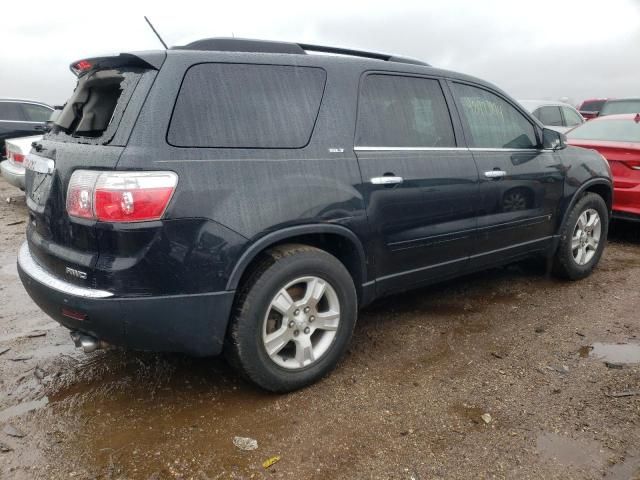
xmin=452 ymin=83 xmax=537 ymax=149
xmin=168 ymin=63 xmax=326 ymax=148
xmin=535 ymin=106 xmax=563 ymax=126
xmin=0 ymin=102 xmax=25 ymax=121
xmin=356 ymin=74 xmax=455 ymax=148
xmin=562 ymin=107 xmax=583 ymax=127
xmin=21 ymin=103 xmax=52 ymax=122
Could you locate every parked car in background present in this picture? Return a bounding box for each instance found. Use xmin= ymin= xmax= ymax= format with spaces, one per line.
xmin=567 ymin=114 xmax=640 ymax=221
xmin=0 ymin=135 xmax=42 ymax=190
xmin=0 ymin=99 xmax=53 ymax=158
xmin=598 ymin=98 xmax=640 ymax=117
xmin=18 ymin=39 xmax=613 ymax=392
xmin=518 ymin=100 xmax=584 ymax=133
xmin=577 ymin=98 xmax=608 ymax=120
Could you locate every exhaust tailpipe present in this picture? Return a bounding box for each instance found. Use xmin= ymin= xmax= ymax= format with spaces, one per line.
xmin=70 ymin=331 xmax=109 ymax=353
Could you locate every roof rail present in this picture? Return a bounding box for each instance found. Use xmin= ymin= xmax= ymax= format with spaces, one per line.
xmin=298 ymin=43 xmax=429 ymax=66
xmin=173 ymin=38 xmax=429 ymax=66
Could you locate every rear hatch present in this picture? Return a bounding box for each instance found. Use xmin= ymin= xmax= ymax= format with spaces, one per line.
xmin=24 ymin=53 xmax=164 ymax=289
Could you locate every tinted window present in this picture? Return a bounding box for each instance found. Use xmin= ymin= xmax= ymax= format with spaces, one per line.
xmin=0 ymin=102 xmax=25 ymax=121
xmin=580 ymin=100 xmax=605 ymax=112
xmin=168 ymin=64 xmax=326 ymax=148
xmin=21 ymin=103 xmax=52 ymax=122
xmin=535 ymin=106 xmax=563 ymax=126
xmin=453 ymin=83 xmax=537 ymax=149
xmin=567 ymin=119 xmax=640 ymax=143
xmin=356 ymin=75 xmax=455 ymax=147
xmin=599 ymin=99 xmax=640 ymax=116
xmin=562 ymin=107 xmax=583 ymax=127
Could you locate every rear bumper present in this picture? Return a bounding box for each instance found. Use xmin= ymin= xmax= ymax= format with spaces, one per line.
xmin=17 ymin=242 xmax=235 ymax=356
xmin=0 ymin=160 xmax=25 ymax=190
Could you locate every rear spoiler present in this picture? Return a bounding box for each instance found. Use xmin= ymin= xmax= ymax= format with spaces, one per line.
xmin=69 ymin=51 xmax=166 ymax=77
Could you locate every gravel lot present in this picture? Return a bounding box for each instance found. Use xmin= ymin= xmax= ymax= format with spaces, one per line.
xmin=0 ymin=175 xmax=639 ymax=479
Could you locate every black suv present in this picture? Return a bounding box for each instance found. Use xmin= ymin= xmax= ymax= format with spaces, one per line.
xmin=18 ymin=39 xmax=613 ymax=391
xmin=0 ymin=99 xmax=53 ymax=158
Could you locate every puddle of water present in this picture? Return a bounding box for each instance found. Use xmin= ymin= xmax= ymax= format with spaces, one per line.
xmin=582 ymin=343 xmax=640 ymax=364
xmin=38 ymin=352 xmax=297 ymax=477
xmin=0 ymin=397 xmax=49 ymax=422
xmin=536 ymin=432 xmax=604 ymax=468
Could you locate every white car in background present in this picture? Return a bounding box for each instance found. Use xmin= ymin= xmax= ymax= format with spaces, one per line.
xmin=518 ymin=100 xmax=585 ymax=134
xmin=0 ymin=135 xmax=42 ymax=190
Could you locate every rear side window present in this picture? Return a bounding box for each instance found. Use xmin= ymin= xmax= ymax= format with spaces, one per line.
xmin=168 ymin=64 xmax=326 ymax=148
xmin=21 ymin=103 xmax=52 ymax=122
xmin=453 ymin=83 xmax=537 ymax=149
xmin=534 ymin=106 xmax=563 ymax=126
xmin=0 ymin=102 xmax=25 ymax=121
xmin=356 ymin=74 xmax=455 ymax=147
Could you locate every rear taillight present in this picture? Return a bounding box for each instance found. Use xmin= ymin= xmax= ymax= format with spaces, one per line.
xmin=66 ymin=170 xmax=178 ymax=222
xmin=7 ymin=150 xmax=25 ymax=164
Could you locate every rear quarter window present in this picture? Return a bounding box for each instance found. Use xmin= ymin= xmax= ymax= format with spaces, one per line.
xmin=167 ymin=63 xmax=326 ymax=149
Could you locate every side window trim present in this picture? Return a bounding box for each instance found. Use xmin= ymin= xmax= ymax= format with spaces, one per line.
xmin=353 ymin=71 xmax=459 ymax=149
xmin=446 ymin=79 xmax=543 ymax=150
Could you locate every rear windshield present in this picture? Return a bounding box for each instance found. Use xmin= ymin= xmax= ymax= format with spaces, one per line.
xmin=599 ymin=100 xmax=640 ymax=116
xmin=168 ymin=63 xmax=326 ymax=148
xmin=567 ymin=119 xmax=640 ymax=143
xmin=49 ymin=68 xmax=145 ymax=143
xmin=580 ymin=100 xmax=605 ymax=112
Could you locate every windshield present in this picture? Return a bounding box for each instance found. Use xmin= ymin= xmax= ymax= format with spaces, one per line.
xmin=567 ymin=118 xmax=640 ymax=143
xmin=580 ymin=100 xmax=606 ymax=112
xmin=599 ymin=100 xmax=640 ymax=116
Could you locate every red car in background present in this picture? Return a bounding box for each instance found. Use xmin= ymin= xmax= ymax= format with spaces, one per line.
xmin=567 ymin=113 xmax=640 ymax=221
xmin=577 ymin=98 xmax=608 ymax=120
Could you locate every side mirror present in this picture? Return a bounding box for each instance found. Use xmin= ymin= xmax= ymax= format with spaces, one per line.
xmin=542 ymin=128 xmax=567 ymax=150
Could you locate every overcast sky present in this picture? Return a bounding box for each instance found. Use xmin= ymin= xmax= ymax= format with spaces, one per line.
xmin=1 ymin=0 xmax=639 ymax=107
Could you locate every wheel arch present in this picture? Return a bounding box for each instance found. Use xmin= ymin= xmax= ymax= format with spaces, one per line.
xmin=226 ymin=224 xmax=371 ymax=305
xmin=558 ymin=178 xmax=613 ymax=235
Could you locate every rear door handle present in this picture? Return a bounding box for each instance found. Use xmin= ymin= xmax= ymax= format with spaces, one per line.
xmin=371 ymin=176 xmax=404 ymax=185
xmin=484 ymin=170 xmax=507 ymax=179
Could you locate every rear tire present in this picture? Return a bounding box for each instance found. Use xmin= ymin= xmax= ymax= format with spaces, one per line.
xmin=553 ymin=193 xmax=608 ymax=280
xmin=224 ymin=244 xmax=357 ymax=392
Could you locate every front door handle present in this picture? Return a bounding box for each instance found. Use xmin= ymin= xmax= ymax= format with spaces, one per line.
xmin=484 ymin=170 xmax=507 ymax=179
xmin=371 ymin=176 xmax=404 ymax=185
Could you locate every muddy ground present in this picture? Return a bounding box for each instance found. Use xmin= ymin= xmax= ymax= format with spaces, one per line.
xmin=0 ymin=175 xmax=639 ymax=480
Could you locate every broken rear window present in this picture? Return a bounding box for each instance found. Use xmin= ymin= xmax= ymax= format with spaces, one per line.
xmin=50 ymin=68 xmax=145 ymax=144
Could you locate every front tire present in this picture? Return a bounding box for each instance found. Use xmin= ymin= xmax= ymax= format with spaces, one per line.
xmin=553 ymin=193 xmax=608 ymax=280
xmin=225 ymin=244 xmax=357 ymax=392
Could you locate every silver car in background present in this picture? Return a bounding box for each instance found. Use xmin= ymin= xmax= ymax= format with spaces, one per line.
xmin=0 ymin=135 xmax=42 ymax=190
xmin=518 ymin=100 xmax=584 ymax=134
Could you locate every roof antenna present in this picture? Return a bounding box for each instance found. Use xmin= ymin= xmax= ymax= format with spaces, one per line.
xmin=144 ymin=16 xmax=168 ymax=50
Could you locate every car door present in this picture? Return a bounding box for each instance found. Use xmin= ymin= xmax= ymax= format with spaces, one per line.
xmin=354 ymin=73 xmax=479 ymax=294
xmin=449 ymin=82 xmax=564 ymax=269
